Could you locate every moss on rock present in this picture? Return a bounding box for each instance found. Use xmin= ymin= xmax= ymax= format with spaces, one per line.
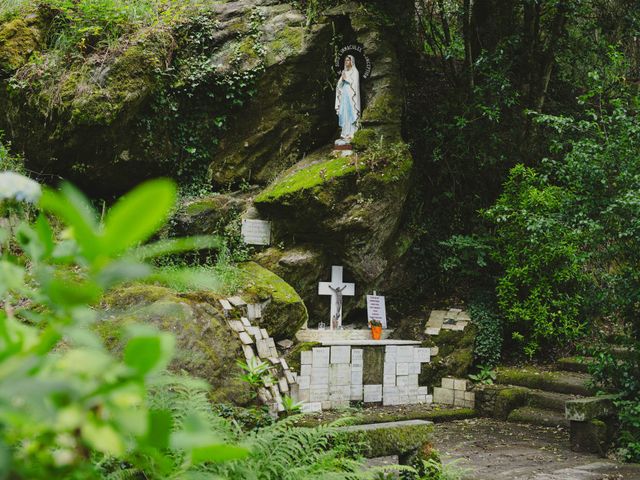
xmin=100 ymin=284 xmax=253 ymax=405
xmin=238 ymin=261 xmax=308 ymax=339
xmin=0 ymin=17 xmax=40 ymax=74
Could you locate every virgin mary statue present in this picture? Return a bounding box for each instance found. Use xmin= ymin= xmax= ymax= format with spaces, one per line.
xmin=335 ymin=55 xmax=361 ymax=142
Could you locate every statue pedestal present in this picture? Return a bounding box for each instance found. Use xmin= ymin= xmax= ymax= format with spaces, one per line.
xmin=333 ymin=143 xmax=353 ymax=151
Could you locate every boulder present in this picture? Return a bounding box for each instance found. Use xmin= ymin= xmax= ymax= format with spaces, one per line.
xmin=237 ymin=261 xmax=308 ymax=339
xmin=99 ymin=284 xmax=253 ymax=405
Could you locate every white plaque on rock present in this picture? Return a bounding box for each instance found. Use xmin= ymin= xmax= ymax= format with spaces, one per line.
xmin=367 ymin=294 xmax=387 ymax=328
xmin=241 ymin=219 xmax=271 ymax=245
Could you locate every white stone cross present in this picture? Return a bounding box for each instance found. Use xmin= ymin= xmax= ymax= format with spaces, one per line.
xmin=318 ymin=266 xmax=355 ymax=330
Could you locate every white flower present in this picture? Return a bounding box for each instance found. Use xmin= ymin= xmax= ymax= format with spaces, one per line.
xmin=0 ymin=171 xmax=42 ymax=204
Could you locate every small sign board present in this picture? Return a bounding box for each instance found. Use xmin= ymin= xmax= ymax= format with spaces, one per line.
xmin=366 ymin=294 xmax=387 ymax=328
xmin=241 ymin=219 xmax=271 ymax=245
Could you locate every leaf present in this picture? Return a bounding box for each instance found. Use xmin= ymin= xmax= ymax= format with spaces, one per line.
xmin=103 ymin=179 xmax=177 ymax=256
xmin=0 ymin=261 xmax=25 ymax=297
xmin=130 ymin=236 xmax=221 ymax=261
xmin=124 ymin=333 xmax=174 ymax=376
xmin=43 ymin=276 xmax=103 ymax=307
xmin=190 ymin=443 xmax=250 ymax=464
xmin=82 ymin=421 xmax=125 ymax=457
xmin=40 ymin=185 xmax=100 ymax=261
xmin=146 ymin=409 xmax=173 ymax=449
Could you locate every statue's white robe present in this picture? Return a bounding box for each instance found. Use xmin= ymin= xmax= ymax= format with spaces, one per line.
xmin=335 ymin=58 xmax=361 ymax=140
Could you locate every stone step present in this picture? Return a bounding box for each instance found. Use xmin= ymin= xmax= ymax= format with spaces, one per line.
xmin=556 ymin=356 xmax=594 ymax=374
xmin=527 ymin=389 xmax=580 ymax=413
xmin=496 ymin=367 xmax=595 ymax=396
xmin=508 ymin=406 xmax=570 ymax=429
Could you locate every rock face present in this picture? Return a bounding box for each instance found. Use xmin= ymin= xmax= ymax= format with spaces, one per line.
xmin=100 ymin=284 xmax=253 ymax=405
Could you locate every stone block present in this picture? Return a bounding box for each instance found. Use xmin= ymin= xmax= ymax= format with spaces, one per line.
xmin=241 ymin=317 xmax=251 ymax=327
xmin=454 ymin=379 xmax=468 ymax=391
xmin=383 ymin=362 xmax=396 ymax=375
xmin=383 ymin=374 xmax=396 ymax=386
xmin=301 ymin=402 xmax=322 ymax=413
xmin=427 ymin=310 xmax=446 ymax=328
xmin=570 ymin=419 xmax=609 ymax=454
xmin=330 ymin=364 xmax=351 ymax=386
xmin=464 ymin=391 xmax=475 ymax=401
xmin=256 ymin=339 xmax=271 ymax=358
xmin=417 ymin=395 xmax=427 ymax=403
xmin=385 ymin=345 xmax=397 ymax=362
xmin=426 ymin=327 xmax=441 ymax=336
xmin=453 ymin=394 xmax=466 ymax=407
xmin=278 ymin=377 xmax=289 ymax=393
xmin=396 ymin=363 xmax=409 ymax=375
xmin=425 ymin=395 xmax=433 ymax=403
xmin=242 ymin=344 xmax=255 ymax=360
xmin=321 ymin=401 xmax=332 ymax=410
xmin=351 ymin=368 xmax=363 ymax=385
xmin=267 ymin=337 xmax=276 ymax=348
xmin=238 ymin=332 xmax=254 ymax=345
xmin=565 ymin=395 xmax=617 ymax=422
xmin=397 ymin=346 xmax=414 ymax=362
xmin=311 ymin=367 xmax=329 ymax=385
xmin=363 ymin=385 xmax=383 ymax=403
xmin=418 ymin=386 xmax=429 ymax=396
xmin=247 ymin=326 xmax=261 ymax=339
xmin=409 ymin=362 xmax=421 ymax=375
xmin=312 ymin=347 xmax=330 ymax=367
xmin=351 ymin=348 xmax=363 ymax=366
xmin=431 ymin=346 xmax=439 ymax=356
xmin=219 ymin=299 xmax=233 ymax=311
xmin=396 ymin=375 xmax=409 ymax=387
xmin=441 ymin=377 xmax=455 ymax=389
xmin=433 ymin=387 xmax=454 ymax=405
xmin=228 ymin=320 xmax=245 ymax=332
xmin=350 ymin=385 xmax=363 ymax=401
xmin=300 ymin=364 xmax=311 ymax=376
xmin=415 ymin=348 xmax=431 ymax=363
xmin=310 ymin=385 xmax=329 ymax=401
xmin=329 ymin=385 xmax=350 ymax=400
xmin=301 ymin=351 xmax=313 ymax=366
xmin=297 ymin=388 xmax=310 ymax=402
xmin=298 ymin=375 xmax=310 ymax=389
xmin=407 ymin=374 xmax=419 ymax=387
xmin=260 ymin=328 xmax=269 ymax=339
xmin=331 ymin=346 xmax=351 ymax=364
xmin=383 ymin=386 xmax=398 ymax=396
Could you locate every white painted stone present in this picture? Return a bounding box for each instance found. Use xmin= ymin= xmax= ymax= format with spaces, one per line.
xmin=321 ymin=401 xmax=332 ymax=410
xmin=280 ymin=358 xmax=290 ymax=370
xmin=433 ymin=387 xmax=454 ymax=405
xmin=312 ymin=347 xmax=330 ymax=367
xmin=219 ymin=299 xmax=233 ymax=311
xmin=330 ymin=364 xmax=351 ymax=386
xmin=425 ymin=394 xmax=433 ymax=403
xmin=301 ymin=402 xmax=322 ymax=413
xmin=247 ymin=303 xmax=262 ymax=320
xmin=385 ymin=345 xmax=397 ymax=362
xmin=383 ymin=362 xmax=396 ymax=376
xmin=329 ymin=385 xmax=350 ymax=400
xmin=297 ymin=388 xmax=310 ymax=402
xmin=454 ymin=379 xmax=468 ymax=391
xmin=240 ymin=317 xmax=252 ymax=328
xmin=260 ymin=328 xmax=270 ymax=339
xmin=363 ymin=385 xmax=382 ymax=403
xmin=311 ymin=367 xmax=329 ymax=385
xmin=241 ymin=219 xmax=271 ymax=245
xmin=396 ymin=375 xmax=409 ymax=387
xmin=426 ymin=327 xmax=441 ymax=336
xmin=441 ymin=377 xmax=455 ymax=389
xmin=366 ymin=294 xmax=387 ymax=328
xmin=330 ymin=345 xmax=351 ymax=364
xmin=278 ymin=377 xmax=289 ymax=393
xmin=417 ymin=395 xmax=427 ymax=404
xmin=298 ymin=375 xmax=311 ymax=389
xmin=242 ymin=344 xmax=255 ymax=360
xmin=247 ymin=326 xmax=262 ymax=339
xmin=383 ymin=374 xmax=396 ymax=386
xmin=397 ymin=346 xmax=414 ymax=362
xmin=238 ymin=332 xmax=254 ymax=345
xmin=228 ymin=296 xmax=246 ymax=307
xmin=351 ymin=367 xmax=363 ymax=385
xmin=407 ymin=374 xmax=419 ymax=387
xmin=409 ymin=362 xmax=421 ymax=374
xmin=284 ymin=371 xmax=296 ymax=385
xmin=228 ymin=320 xmax=245 ymax=332
xmin=351 ymin=348 xmax=363 ymax=366
xmin=310 ymin=385 xmax=329 ymax=401
xmin=418 ymin=386 xmax=429 ymax=396
xmin=301 ymin=351 xmax=313 ymax=366
xmin=415 ymin=348 xmax=430 ymax=363
xmin=350 ymin=385 xmax=363 ymax=401
xmin=383 ymin=395 xmax=400 ymax=406
xmin=300 ymin=364 xmax=311 ymax=376
xmin=256 ymin=339 xmax=271 ymax=358
xmin=396 ymin=363 xmax=409 ymax=375
xmin=383 ymin=386 xmax=398 ymax=396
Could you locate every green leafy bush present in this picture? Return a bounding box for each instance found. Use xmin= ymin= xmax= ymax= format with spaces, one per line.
xmin=469 ymin=299 xmax=502 ymax=367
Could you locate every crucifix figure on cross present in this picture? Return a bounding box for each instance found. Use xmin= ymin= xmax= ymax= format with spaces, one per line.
xmin=318 ymin=266 xmax=355 ymax=330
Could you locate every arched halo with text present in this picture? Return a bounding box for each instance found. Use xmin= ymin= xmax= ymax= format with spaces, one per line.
xmin=335 ymin=44 xmax=372 ymax=79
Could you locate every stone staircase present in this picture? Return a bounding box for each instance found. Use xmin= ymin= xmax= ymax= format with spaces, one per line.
xmin=477 ymin=358 xmax=596 ymax=430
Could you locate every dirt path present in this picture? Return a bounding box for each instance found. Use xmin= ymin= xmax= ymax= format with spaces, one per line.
xmin=430 ymin=418 xmax=640 ymax=480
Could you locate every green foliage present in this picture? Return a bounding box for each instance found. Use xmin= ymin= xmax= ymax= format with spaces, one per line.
xmin=237 ymin=357 xmax=273 ymax=392
xmin=0 ymin=176 xmax=247 ymax=478
xmin=469 ymin=300 xmax=502 ymax=368
xmin=468 ymin=365 xmax=496 ymax=385
xmin=0 ymin=132 xmax=25 ymax=173
xmin=484 ymin=164 xmax=589 ymax=356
